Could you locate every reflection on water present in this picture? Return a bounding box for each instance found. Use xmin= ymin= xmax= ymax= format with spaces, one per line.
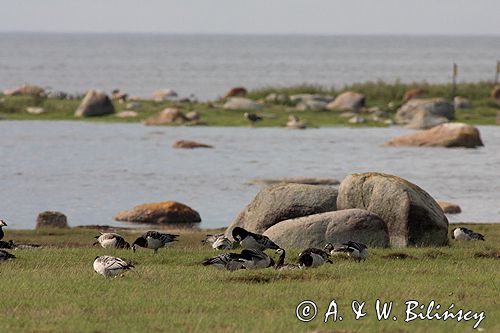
xmin=0 ymin=121 xmax=498 ymax=229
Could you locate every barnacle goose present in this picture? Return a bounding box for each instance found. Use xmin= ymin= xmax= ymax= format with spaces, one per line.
xmin=132 ymin=231 xmax=179 ymax=253
xmin=93 ymin=233 xmax=131 ymax=249
xmin=452 ymin=227 xmax=485 ymax=241
xmin=231 ymin=227 xmax=281 ymax=251
xmin=93 ymin=255 xmax=134 ymax=277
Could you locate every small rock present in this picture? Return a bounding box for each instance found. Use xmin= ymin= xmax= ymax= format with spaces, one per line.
xmin=26 ymin=107 xmax=45 ymax=115
xmin=172 ymin=140 xmax=213 ymax=149
xmin=4 ymin=84 xmax=45 ymax=97
xmin=185 ymin=111 xmax=200 ymax=121
xmin=46 ymin=91 xmax=67 ymax=99
xmin=75 ymin=90 xmax=115 ymax=117
xmin=349 ymin=116 xmax=366 ymax=124
xmin=340 ymin=111 xmax=358 ymax=118
xmin=223 ymin=97 xmax=262 ymax=111
xmin=265 ymin=93 xmax=289 ymax=104
xmin=126 ymin=102 xmax=142 ymax=110
xmin=36 ymin=211 xmax=69 ymax=229
xmin=403 ymin=88 xmax=426 ymax=102
xmin=223 ymin=87 xmax=247 ymax=99
xmin=286 ymin=115 xmax=306 ymax=129
xmin=153 ymin=89 xmax=178 ymax=102
xmin=454 ymin=96 xmax=472 ymax=109
xmin=386 ymin=123 xmax=484 ymax=148
xmin=111 ymin=90 xmax=128 ymax=102
xmin=438 ymin=201 xmax=462 ymax=214
xmin=327 ymin=91 xmax=365 ymax=111
xmin=116 ymin=111 xmax=138 ymax=118
xmin=143 ymin=108 xmax=188 ymax=125
xmin=296 ymin=100 xmax=327 ymax=111
xmin=114 ymin=201 xmax=201 ymax=225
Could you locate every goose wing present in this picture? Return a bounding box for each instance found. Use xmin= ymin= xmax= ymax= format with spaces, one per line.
xmin=249 ymin=232 xmax=280 ymax=250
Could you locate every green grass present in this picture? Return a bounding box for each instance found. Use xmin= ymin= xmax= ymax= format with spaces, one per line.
xmin=1 ymin=224 xmax=499 ymax=333
xmin=1 ymin=81 xmax=499 ymax=127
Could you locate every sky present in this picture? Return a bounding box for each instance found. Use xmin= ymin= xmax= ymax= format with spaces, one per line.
xmin=1 ymin=0 xmax=499 ymax=35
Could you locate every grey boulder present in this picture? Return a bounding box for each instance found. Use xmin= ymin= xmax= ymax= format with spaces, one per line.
xmin=395 ymin=98 xmax=454 ymax=125
xmin=75 ymin=90 xmax=115 ymax=117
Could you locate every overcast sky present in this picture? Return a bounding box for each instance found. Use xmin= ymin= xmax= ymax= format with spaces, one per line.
xmin=1 ymin=0 xmax=499 ymax=35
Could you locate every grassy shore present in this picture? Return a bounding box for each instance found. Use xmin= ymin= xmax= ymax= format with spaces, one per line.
xmin=1 ymin=81 xmax=499 ymax=127
xmin=1 ymin=224 xmax=499 ymax=333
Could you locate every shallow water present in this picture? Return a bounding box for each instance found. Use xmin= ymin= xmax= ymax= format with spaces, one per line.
xmin=1 ymin=33 xmax=499 ymax=100
xmin=0 ymin=121 xmax=498 ymax=229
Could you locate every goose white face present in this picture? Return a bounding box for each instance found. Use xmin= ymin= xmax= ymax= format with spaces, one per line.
xmin=0 ymin=220 xmax=7 ymax=227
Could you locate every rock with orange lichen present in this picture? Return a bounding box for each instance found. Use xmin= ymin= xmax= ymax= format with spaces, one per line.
xmin=114 ymin=201 xmax=201 ymax=225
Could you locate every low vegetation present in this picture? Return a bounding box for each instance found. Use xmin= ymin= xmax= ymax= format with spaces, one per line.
xmin=1 ymin=223 xmax=499 ymax=332
xmin=1 ymin=81 xmax=499 ymax=127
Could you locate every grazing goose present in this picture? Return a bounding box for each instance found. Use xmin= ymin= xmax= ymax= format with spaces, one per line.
xmin=0 ymin=220 xmax=7 ymax=241
xmin=132 ymin=231 xmax=179 ymax=253
xmin=232 ymin=227 xmax=281 ymax=251
xmin=0 ymin=240 xmax=40 ymax=250
xmin=452 ymin=227 xmax=485 ymax=241
xmin=201 ymin=252 xmax=245 ymax=271
xmin=244 ymin=112 xmax=263 ymax=126
xmin=298 ymin=248 xmax=332 ymax=268
xmin=93 ymin=233 xmax=130 ymax=249
xmin=237 ymin=249 xmax=275 ymax=269
xmin=93 ymin=255 xmax=134 ymax=277
xmin=274 ymin=248 xmax=300 ymax=270
xmin=330 ymin=241 xmax=368 ymax=262
xmin=0 ymin=249 xmax=16 ymax=261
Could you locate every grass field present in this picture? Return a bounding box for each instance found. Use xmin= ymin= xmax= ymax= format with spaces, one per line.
xmin=1 ymin=81 xmax=499 ymax=127
xmin=1 ymin=224 xmax=499 ymax=333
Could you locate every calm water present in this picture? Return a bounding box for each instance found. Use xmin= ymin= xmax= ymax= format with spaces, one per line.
xmin=1 ymin=33 xmax=499 ymax=100
xmin=0 ymin=121 xmax=498 ymax=229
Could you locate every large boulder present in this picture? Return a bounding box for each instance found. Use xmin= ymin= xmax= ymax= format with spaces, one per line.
xmin=226 ymin=183 xmax=338 ymax=236
xmin=223 ymin=97 xmax=262 ymax=111
xmin=337 ymin=172 xmax=449 ymax=247
xmin=143 ymin=108 xmax=188 ymax=125
xmin=36 ymin=211 xmax=69 ymax=229
xmin=75 ymin=90 xmax=115 ymax=117
xmin=327 ymin=91 xmax=365 ymax=111
xmin=114 ymin=201 xmax=201 ymax=224
xmin=395 ymin=98 xmax=454 ymax=125
xmin=263 ymin=209 xmax=389 ymax=249
xmin=386 ymin=123 xmax=484 ymax=148
xmin=404 ymin=109 xmax=448 ymax=129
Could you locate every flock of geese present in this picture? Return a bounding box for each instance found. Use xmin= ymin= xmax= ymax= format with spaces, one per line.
xmin=0 ymin=219 xmax=487 ymax=278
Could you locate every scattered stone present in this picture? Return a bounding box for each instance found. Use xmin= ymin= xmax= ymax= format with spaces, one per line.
xmin=116 ymin=111 xmax=138 ymax=118
xmin=339 ymin=111 xmax=358 ymax=118
xmin=46 ymin=90 xmax=67 ymax=99
xmin=185 ymin=111 xmax=200 ymax=121
xmin=289 ymin=94 xmax=334 ymax=104
xmin=403 ymin=88 xmax=427 ymax=101
xmin=172 ymin=140 xmax=213 ymax=149
xmin=114 ymin=201 xmax=201 ymax=224
xmin=126 ymin=102 xmax=142 ymax=110
xmin=404 ymin=109 xmax=449 ymax=129
xmin=348 ymin=116 xmax=366 ymax=124
xmin=223 ymin=87 xmax=247 ymax=99
xmin=74 ymin=90 xmax=115 ymax=117
xmin=263 ymin=209 xmax=389 ymax=249
xmin=296 ymin=100 xmax=327 ymax=111
xmin=4 ymin=84 xmax=45 ymax=97
xmin=143 ymin=108 xmax=188 ymax=125
xmin=223 ymin=97 xmax=263 ymax=111
xmin=337 ymin=172 xmax=449 ymax=247
xmin=153 ymin=89 xmax=178 ymax=102
xmin=286 ymin=115 xmax=306 ymax=129
xmin=111 ymin=89 xmax=128 ymax=102
xmin=248 ymin=177 xmax=340 ymax=186
xmin=386 ymin=123 xmax=484 ymax=148
xmin=265 ymin=93 xmax=289 ymax=104
xmin=438 ymin=201 xmax=462 ymax=214
xmin=36 ymin=211 xmax=69 ymax=229
xmin=453 ymin=96 xmax=472 ymax=109
xmin=395 ymin=98 xmax=454 ymax=125
xmin=26 ymin=107 xmax=45 ymax=115
xmin=326 ymin=91 xmax=365 ymax=111
xmin=226 ymin=183 xmax=338 ymax=236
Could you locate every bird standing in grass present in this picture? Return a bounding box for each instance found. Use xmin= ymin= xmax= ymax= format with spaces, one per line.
xmin=201 ymin=252 xmax=245 ymax=271
xmin=328 ymin=241 xmax=368 ymax=262
xmin=0 ymin=249 xmax=16 ymax=261
xmin=243 ymin=112 xmax=262 ymax=126
xmin=452 ymin=227 xmax=485 ymax=241
xmin=93 ymin=233 xmax=131 ymax=249
xmin=298 ymin=248 xmax=332 ymax=268
xmin=0 ymin=220 xmax=7 ymax=241
xmin=93 ymin=255 xmax=134 ymax=277
xmin=132 ymin=231 xmax=179 ymax=253
xmin=231 ymin=227 xmax=281 ymax=251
